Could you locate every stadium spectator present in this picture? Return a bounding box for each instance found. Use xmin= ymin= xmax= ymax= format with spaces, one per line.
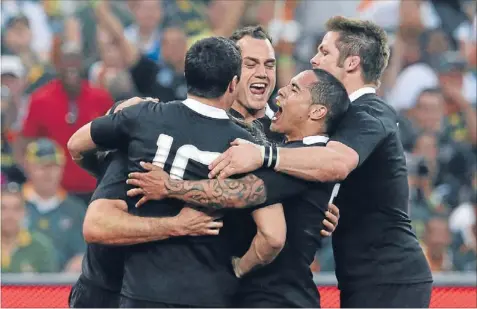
xmin=124 ymin=0 xmax=164 ymax=63
xmin=0 ymin=55 xmax=27 ymax=134
xmin=1 ymin=89 xmax=26 ymax=185
xmin=15 ymin=44 xmax=113 ymax=204
xmin=450 ymin=192 xmax=477 ymax=271
xmin=89 ymin=27 xmax=137 ymax=101
xmin=1 ymin=184 xmax=59 ymax=273
xmin=0 ymin=0 xmax=53 ymax=62
xmin=22 ymin=139 xmax=86 ymax=272
xmin=94 ymin=2 xmax=187 ymax=102
xmin=422 ymin=216 xmax=454 ymax=271
xmin=187 ymin=0 xmax=246 ymax=47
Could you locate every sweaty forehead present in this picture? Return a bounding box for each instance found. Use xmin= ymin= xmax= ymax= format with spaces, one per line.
xmin=237 ymin=36 xmax=275 ymax=60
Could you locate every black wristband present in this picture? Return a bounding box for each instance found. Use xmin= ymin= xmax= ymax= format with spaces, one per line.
xmin=263 ymin=146 xmax=270 ymax=168
xmin=270 ymin=145 xmax=278 ymax=169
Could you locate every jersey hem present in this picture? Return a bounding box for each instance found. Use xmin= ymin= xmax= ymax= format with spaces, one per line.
xmin=337 ymin=276 xmax=434 ymax=291
xmin=119 ymin=289 xmax=228 ymax=307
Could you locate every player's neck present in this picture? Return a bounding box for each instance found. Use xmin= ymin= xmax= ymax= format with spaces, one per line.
xmin=187 ymin=94 xmax=228 ymax=112
xmin=285 ymin=126 xmax=326 ymax=143
xmin=231 ymin=100 xmax=264 ymax=123
xmin=342 ymin=76 xmax=375 ymax=98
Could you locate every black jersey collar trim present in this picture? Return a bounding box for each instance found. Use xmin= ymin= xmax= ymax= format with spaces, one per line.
xmin=303 ymin=135 xmax=329 ymax=145
xmin=349 ymin=87 xmax=376 ymax=102
xmin=183 ymin=98 xmax=229 ymax=119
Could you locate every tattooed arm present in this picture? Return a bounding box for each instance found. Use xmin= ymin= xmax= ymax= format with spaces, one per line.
xmin=127 ymin=162 xmax=310 ymax=209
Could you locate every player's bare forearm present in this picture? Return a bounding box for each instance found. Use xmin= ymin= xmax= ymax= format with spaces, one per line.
xmin=165 ymin=175 xmax=267 ymax=209
xmin=235 ymin=204 xmax=286 ymax=277
xmin=275 ymin=142 xmax=356 ymax=182
xmin=83 ymin=199 xmax=182 ymax=245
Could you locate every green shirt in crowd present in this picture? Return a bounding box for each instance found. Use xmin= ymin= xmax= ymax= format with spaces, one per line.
xmin=2 ymin=230 xmax=59 ymax=273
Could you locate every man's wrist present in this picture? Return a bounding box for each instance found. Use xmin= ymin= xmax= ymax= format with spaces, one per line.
xmin=232 ymin=256 xmax=244 ymax=278
xmin=167 ymin=216 xmax=185 ymax=237
xmin=262 ymin=145 xmax=279 ymax=169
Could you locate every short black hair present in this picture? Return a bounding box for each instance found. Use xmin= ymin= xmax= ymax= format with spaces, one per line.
xmin=230 ymin=25 xmax=273 ymax=43
xmin=185 ymin=37 xmax=241 ymax=99
xmin=310 ymin=69 xmax=350 ymax=135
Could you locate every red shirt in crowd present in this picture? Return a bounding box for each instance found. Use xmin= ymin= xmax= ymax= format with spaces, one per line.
xmin=22 ymin=79 xmax=113 ymax=193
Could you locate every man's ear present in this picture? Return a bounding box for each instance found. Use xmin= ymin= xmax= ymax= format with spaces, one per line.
xmin=344 ymin=55 xmax=360 ymax=73
xmin=309 ymin=104 xmax=327 ymax=121
xmin=229 ymin=76 xmax=239 ymax=94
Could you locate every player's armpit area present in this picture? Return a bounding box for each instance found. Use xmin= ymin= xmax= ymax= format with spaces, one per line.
xmin=166 ymin=174 xmax=267 ymax=210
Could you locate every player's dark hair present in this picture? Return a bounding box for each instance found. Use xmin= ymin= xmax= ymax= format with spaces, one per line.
xmin=326 ymin=16 xmax=390 ymax=85
xmin=310 ymin=69 xmax=350 ymax=135
xmin=230 ymin=25 xmax=273 ymax=43
xmin=185 ymin=37 xmax=242 ymax=99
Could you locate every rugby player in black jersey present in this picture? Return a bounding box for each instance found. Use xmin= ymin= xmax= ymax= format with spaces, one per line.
xmin=126 ymin=68 xmax=350 ymax=308
xmin=68 ymin=37 xmax=291 ymax=308
xmin=198 ymin=17 xmax=434 ymax=308
xmin=68 ymin=98 xmax=222 ymax=308
xmin=227 ymin=25 xmax=340 ymax=230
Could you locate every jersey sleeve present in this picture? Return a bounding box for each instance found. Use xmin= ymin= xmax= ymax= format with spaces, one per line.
xmin=331 ymin=110 xmax=387 ymax=166
xmin=90 ymin=102 xmax=146 ymax=150
xmin=252 ymin=168 xmax=311 ymax=205
xmin=91 ymin=154 xmax=129 ymax=201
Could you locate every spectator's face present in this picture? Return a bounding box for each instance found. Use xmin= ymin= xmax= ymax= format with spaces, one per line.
xmin=413 ymin=92 xmax=444 ymax=133
xmin=310 ymin=31 xmax=346 ymax=83
xmin=424 ymin=218 xmax=451 ymax=254
xmin=161 ymin=28 xmax=187 ymax=69
xmin=439 ymin=70 xmax=464 ymax=91
xmin=26 ymin=162 xmax=63 ymax=197
xmin=97 ymin=29 xmax=124 ymax=69
xmin=1 ymin=192 xmax=24 ymax=237
xmin=4 ymin=21 xmax=32 ymax=53
xmin=134 ymin=0 xmax=162 ymax=31
xmin=58 ymin=53 xmax=83 ymax=93
xmin=271 ymin=71 xmax=317 ymax=138
xmin=236 ymin=36 xmax=276 ymax=112
xmin=1 ymin=74 xmax=24 ymax=100
xmin=412 ymin=134 xmax=438 ymax=172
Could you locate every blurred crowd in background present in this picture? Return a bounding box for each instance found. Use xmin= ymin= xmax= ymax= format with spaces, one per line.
xmin=1 ymin=0 xmax=476 ymax=275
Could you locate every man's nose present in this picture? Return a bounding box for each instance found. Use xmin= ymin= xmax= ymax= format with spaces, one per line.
xmin=310 ymin=54 xmax=320 ymax=68
xmin=254 ymin=65 xmax=267 ymax=78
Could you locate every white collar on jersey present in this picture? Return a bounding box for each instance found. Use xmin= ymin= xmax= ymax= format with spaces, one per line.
xmin=183 ymin=98 xmax=229 ymax=119
xmin=349 ymin=87 xmax=376 ymax=102
xmin=303 ymin=135 xmax=329 ymax=145
xmin=265 ymin=104 xmax=275 ymax=119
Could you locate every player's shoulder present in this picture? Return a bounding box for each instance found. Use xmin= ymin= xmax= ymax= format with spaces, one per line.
xmin=227 ymin=117 xmax=257 ymax=143
xmin=352 ymin=94 xmax=399 ymax=123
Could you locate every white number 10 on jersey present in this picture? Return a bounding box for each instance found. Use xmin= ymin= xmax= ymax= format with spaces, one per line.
xmin=152 ymin=134 xmax=221 ymax=180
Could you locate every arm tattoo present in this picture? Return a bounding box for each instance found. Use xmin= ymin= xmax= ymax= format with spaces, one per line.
xmin=165 ymin=174 xmax=267 ymax=209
